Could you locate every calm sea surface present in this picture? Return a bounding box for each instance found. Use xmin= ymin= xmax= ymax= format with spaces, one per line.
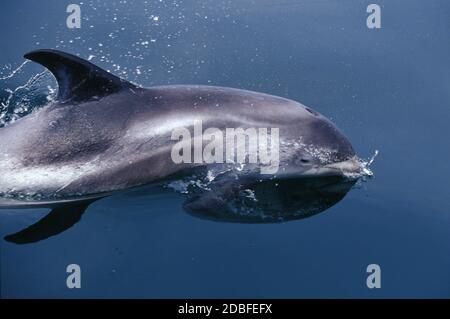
xmin=1 ymin=0 xmax=449 ymax=298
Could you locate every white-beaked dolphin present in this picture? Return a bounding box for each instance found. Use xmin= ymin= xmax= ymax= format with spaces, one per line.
xmin=0 ymin=49 xmax=367 ymax=243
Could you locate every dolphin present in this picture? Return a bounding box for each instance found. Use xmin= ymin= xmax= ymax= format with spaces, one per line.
xmin=0 ymin=49 xmax=366 ymax=243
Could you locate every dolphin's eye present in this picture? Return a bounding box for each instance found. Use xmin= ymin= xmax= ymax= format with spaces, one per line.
xmin=296 ymin=153 xmax=314 ymax=165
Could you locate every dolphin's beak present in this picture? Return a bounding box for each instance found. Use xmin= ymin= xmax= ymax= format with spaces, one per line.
xmin=303 ymin=157 xmax=368 ymax=178
xmin=324 ymin=157 xmax=363 ymax=174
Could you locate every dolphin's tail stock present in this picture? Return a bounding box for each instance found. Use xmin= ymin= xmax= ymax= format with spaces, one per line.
xmin=0 ymin=49 xmax=137 ymax=244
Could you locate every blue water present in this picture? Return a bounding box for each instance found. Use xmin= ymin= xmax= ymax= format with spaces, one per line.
xmin=1 ymin=0 xmax=450 ymax=298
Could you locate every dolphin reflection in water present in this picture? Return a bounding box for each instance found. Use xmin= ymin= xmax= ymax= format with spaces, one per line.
xmin=0 ymin=50 xmax=374 ymax=244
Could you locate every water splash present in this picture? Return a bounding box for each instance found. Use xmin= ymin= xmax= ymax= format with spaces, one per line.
xmin=367 ymin=149 xmax=379 ymax=166
xmin=0 ymin=61 xmax=29 ymax=80
xmin=0 ymin=66 xmax=56 ymax=127
xmin=166 ymin=165 xmax=234 ymax=194
xmin=359 ymin=149 xmax=378 ymax=178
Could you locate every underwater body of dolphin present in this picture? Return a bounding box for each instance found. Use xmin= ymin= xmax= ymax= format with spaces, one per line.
xmin=0 ymin=49 xmax=368 ymax=243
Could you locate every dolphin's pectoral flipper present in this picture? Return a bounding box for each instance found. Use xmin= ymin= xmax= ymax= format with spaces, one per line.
xmin=24 ymin=49 xmax=135 ymax=102
xmin=4 ymin=198 xmax=98 ymax=244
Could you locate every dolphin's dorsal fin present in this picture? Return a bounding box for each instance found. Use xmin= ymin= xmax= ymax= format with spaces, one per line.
xmin=24 ymin=49 xmax=135 ymax=102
